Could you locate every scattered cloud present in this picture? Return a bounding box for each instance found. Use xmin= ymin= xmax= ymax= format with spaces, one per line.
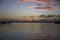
xmin=35 ymin=4 xmax=43 ymax=6
xmin=20 ymin=0 xmax=29 ymax=3
xmin=47 ymin=3 xmax=56 ymax=6
xmin=26 ymin=6 xmax=33 ymax=9
xmin=33 ymin=0 xmax=48 ymax=2
xmin=34 ymin=6 xmax=55 ymax=10
xmin=54 ymin=0 xmax=60 ymax=1
xmin=18 ymin=0 xmax=59 ymax=10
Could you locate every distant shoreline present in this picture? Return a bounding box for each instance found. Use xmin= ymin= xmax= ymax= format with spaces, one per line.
xmin=0 ymin=21 xmax=60 ymax=24
xmin=0 ymin=19 xmax=60 ymax=24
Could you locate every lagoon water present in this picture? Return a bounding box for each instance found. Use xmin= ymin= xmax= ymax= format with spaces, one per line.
xmin=0 ymin=23 xmax=60 ymax=40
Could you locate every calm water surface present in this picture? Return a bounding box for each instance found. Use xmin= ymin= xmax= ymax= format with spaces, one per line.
xmin=0 ymin=23 xmax=60 ymax=40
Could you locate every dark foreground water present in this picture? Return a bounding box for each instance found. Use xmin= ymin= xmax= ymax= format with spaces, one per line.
xmin=0 ymin=23 xmax=60 ymax=40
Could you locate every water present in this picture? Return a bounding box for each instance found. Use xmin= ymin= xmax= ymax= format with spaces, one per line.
xmin=0 ymin=23 xmax=60 ymax=40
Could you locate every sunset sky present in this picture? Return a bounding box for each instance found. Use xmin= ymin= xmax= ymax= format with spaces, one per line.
xmin=0 ymin=0 xmax=60 ymax=17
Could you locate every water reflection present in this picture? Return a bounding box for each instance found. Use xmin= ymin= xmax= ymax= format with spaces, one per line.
xmin=0 ymin=23 xmax=60 ymax=40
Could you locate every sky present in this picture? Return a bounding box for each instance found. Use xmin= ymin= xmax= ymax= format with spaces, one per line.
xmin=0 ymin=0 xmax=60 ymax=17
